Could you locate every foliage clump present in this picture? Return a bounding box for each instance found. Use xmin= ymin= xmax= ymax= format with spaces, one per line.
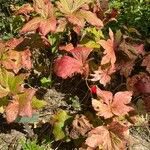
xmin=0 ymin=0 xmax=150 ymax=149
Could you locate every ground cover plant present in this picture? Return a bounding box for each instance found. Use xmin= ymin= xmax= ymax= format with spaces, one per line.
xmin=0 ymin=0 xmax=150 ymax=149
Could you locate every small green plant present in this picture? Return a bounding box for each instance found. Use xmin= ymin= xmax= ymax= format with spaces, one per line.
xmin=20 ymin=139 xmax=53 ymax=150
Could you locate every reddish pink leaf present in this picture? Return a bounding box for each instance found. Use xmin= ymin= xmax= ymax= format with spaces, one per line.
xmin=21 ymin=49 xmax=32 ymax=70
xmin=54 ymin=47 xmax=92 ymax=79
xmin=141 ymin=54 xmax=150 ymax=73
xmin=5 ymin=98 xmax=19 ymax=123
xmin=5 ymin=38 xmax=24 ymax=49
xmin=54 ymin=56 xmax=83 ymax=79
xmin=92 ymin=87 xmax=133 ymax=118
xmin=38 ymin=17 xmax=56 ymax=35
xmin=99 ymin=28 xmax=116 ymax=66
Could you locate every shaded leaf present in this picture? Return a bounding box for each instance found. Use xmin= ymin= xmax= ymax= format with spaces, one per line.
xmin=141 ymin=54 xmax=150 ymax=73
xmin=70 ymin=114 xmax=93 ymax=139
xmin=127 ymin=72 xmax=150 ymax=95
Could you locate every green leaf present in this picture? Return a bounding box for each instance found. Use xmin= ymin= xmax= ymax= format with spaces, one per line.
xmin=8 ymin=74 xmax=27 ymax=94
xmin=32 ymin=96 xmax=47 ymax=109
xmin=0 ymin=96 xmax=9 ymax=106
xmin=84 ymin=40 xmax=100 ymax=49
xmin=0 ymin=68 xmax=27 ymax=96
xmin=52 ymin=110 xmax=71 ymax=141
xmin=40 ymin=77 xmax=53 ymax=87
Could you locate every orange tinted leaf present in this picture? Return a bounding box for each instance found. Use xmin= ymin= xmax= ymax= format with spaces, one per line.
xmin=99 ymin=28 xmax=116 ymax=66
xmin=20 ymin=17 xmax=43 ymax=33
xmin=92 ymin=98 xmax=113 ymax=118
xmin=2 ymin=49 xmax=32 ymax=73
xmin=86 ymin=126 xmax=110 ymax=149
xmin=2 ymin=50 xmax=22 ymax=73
xmin=59 ymin=43 xmax=74 ymax=51
xmin=33 ymin=0 xmax=54 ymax=18
xmin=91 ymin=65 xmax=115 ymax=86
xmin=92 ymin=87 xmax=133 ymax=118
xmin=16 ymin=4 xmax=34 ymax=15
xmin=5 ymin=88 xmax=36 ymax=123
xmin=79 ymin=10 xmax=103 ymax=27
xmin=86 ymin=122 xmax=127 ymax=149
xmin=67 ymin=14 xmax=85 ymax=28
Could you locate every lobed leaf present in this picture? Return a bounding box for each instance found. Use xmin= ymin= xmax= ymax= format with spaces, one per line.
xmin=54 ymin=47 xmax=92 ymax=79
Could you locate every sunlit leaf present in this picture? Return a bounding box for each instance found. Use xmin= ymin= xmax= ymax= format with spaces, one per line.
xmin=52 ymin=110 xmax=71 ymax=141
